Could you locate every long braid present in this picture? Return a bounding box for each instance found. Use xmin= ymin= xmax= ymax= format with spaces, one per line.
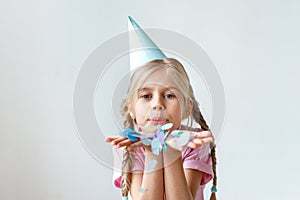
xmin=191 ymin=96 xmax=209 ymax=131
xmin=120 ymin=102 xmax=134 ymax=199
xmin=191 ymin=95 xmax=218 ymax=200
xmin=209 ymin=144 xmax=217 ymax=200
xmin=121 ymin=150 xmax=132 ymax=198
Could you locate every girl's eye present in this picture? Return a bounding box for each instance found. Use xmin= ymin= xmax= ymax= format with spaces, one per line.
xmin=140 ymin=94 xmax=152 ymax=99
xmin=164 ymin=94 xmax=176 ymax=99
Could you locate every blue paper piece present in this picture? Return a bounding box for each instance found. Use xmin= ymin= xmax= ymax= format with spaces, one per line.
xmin=141 ymin=137 xmax=152 ymax=145
xmin=163 ymin=143 xmax=167 ymax=152
xmin=118 ymin=123 xmax=174 ymax=155
xmin=119 ymin=128 xmax=139 ymax=141
xmin=119 ymin=128 xmax=143 ymax=142
xmin=146 ymin=159 xmax=157 ymax=172
xmin=160 ymin=123 xmax=173 ymax=130
xmin=151 ymin=138 xmax=161 ymax=156
xmin=171 ymin=130 xmax=184 ymax=138
xmin=128 ymin=134 xmax=138 ymax=142
xmin=139 ymin=188 xmax=148 ymax=193
xmin=157 ymin=131 xmax=164 ymax=144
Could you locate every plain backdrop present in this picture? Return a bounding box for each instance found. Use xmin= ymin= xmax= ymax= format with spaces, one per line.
xmin=1 ymin=0 xmax=299 ymax=199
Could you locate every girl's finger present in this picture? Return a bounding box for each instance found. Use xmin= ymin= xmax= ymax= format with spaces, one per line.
xmin=193 ymin=137 xmax=214 ymax=144
xmin=187 ymin=142 xmax=198 ymax=149
xmin=127 ymin=141 xmax=144 ymax=151
xmin=105 ymin=136 xmax=119 ymax=142
xmin=188 ymin=137 xmax=214 ymax=149
xmin=110 ymin=136 xmax=128 ymax=145
xmin=193 ymin=131 xmax=213 ymax=139
xmin=116 ymin=139 xmax=135 ymax=148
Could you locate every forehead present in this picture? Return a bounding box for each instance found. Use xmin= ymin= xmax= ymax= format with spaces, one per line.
xmin=141 ymin=69 xmax=177 ymax=89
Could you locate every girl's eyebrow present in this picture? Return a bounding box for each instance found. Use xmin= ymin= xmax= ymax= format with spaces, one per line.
xmin=138 ymin=86 xmax=179 ymax=92
xmin=137 ymin=88 xmax=150 ymax=93
xmin=168 ymin=86 xmax=180 ymax=91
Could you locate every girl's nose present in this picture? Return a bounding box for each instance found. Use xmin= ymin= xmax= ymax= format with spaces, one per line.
xmin=152 ymin=95 xmax=165 ymax=110
xmin=152 ymin=104 xmax=164 ymax=110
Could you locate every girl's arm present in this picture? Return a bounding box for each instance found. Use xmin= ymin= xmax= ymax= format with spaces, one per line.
xmin=130 ymin=149 xmax=164 ymax=200
xmin=107 ymin=137 xmax=164 ymax=200
xmin=163 ymin=147 xmax=194 ymax=200
xmin=184 ymin=169 xmax=202 ymax=198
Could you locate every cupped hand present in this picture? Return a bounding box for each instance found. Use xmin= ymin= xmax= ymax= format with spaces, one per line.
xmin=106 ymin=136 xmax=147 ymax=151
xmin=188 ymin=130 xmax=214 ymax=149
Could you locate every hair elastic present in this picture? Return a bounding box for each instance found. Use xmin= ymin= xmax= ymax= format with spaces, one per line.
xmin=211 ymin=186 xmax=217 ymax=193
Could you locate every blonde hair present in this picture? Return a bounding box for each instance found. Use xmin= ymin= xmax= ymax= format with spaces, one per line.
xmin=120 ymin=58 xmax=217 ymax=200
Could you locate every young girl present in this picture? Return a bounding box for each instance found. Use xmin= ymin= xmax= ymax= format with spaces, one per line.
xmin=106 ymin=58 xmax=217 ymax=200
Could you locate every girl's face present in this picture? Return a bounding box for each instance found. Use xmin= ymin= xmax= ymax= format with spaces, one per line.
xmin=131 ymin=69 xmax=184 ymax=130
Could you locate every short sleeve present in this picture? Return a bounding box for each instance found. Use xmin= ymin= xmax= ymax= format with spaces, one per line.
xmin=112 ymin=147 xmax=145 ymax=188
xmin=182 ymin=144 xmax=214 ymax=185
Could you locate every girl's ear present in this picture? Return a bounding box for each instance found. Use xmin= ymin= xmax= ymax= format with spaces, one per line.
xmin=127 ymin=103 xmax=136 ymax=120
xmin=129 ymin=112 xmax=135 ymax=120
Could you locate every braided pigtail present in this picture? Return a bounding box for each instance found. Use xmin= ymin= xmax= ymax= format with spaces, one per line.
xmin=121 ymin=150 xmax=132 ymax=199
xmin=120 ymin=100 xmax=134 ymax=199
xmin=209 ymin=143 xmax=217 ymax=200
xmin=191 ymin=95 xmax=218 ymax=200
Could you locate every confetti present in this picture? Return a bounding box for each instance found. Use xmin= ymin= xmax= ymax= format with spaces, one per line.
xmin=160 ymin=123 xmax=173 ymax=130
xmin=166 ymin=130 xmax=192 ymax=151
xmin=139 ymin=188 xmax=148 ymax=193
xmin=146 ymin=160 xmax=157 ymax=172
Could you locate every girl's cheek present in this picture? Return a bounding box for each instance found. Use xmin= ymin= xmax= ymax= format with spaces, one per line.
xmin=136 ymin=116 xmax=146 ymax=126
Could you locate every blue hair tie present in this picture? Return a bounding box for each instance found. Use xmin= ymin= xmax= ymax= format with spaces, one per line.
xmin=122 ymin=196 xmax=128 ymax=200
xmin=211 ymin=186 xmax=217 ymax=193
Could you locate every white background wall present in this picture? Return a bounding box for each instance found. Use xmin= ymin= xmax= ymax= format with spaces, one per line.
xmin=1 ymin=0 xmax=299 ymax=199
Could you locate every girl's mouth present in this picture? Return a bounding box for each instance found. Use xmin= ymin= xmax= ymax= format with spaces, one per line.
xmin=148 ymin=118 xmax=167 ymax=125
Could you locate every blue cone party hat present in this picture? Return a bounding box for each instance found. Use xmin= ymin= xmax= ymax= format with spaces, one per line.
xmin=128 ymin=16 xmax=166 ymax=70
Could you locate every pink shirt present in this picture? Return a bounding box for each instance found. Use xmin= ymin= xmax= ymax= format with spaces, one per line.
xmin=113 ymin=143 xmax=213 ymax=200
